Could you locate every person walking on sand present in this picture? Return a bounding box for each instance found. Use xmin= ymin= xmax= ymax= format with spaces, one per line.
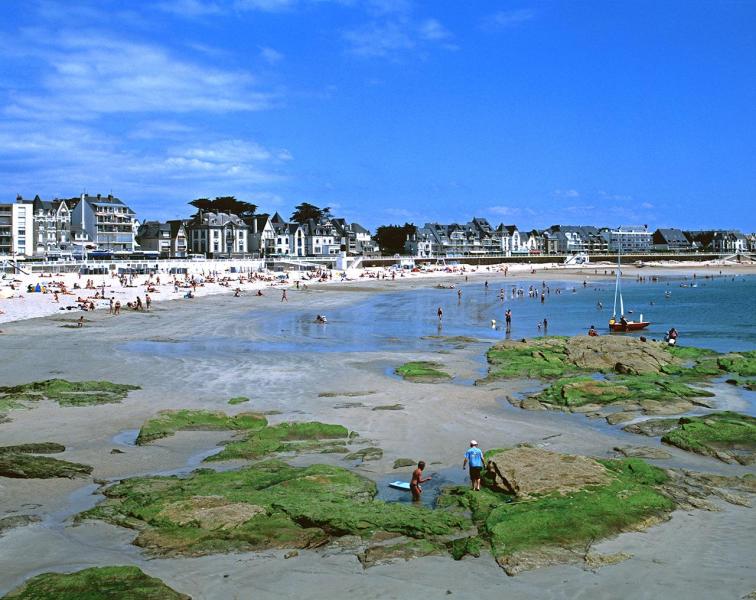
xmin=281 ymin=289 xmax=288 ymax=302
xmin=410 ymin=461 xmax=432 ymax=502
xmin=145 ymin=294 xmax=152 ymax=310
xmin=463 ymin=440 xmax=485 ymax=491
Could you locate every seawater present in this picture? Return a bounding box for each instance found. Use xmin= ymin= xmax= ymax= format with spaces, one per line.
xmin=122 ymin=274 xmax=756 ymax=356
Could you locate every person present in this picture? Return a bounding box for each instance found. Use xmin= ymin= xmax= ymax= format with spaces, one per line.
xmin=136 ymin=296 xmax=143 ymax=311
xmin=410 ymin=461 xmax=432 ymax=502
xmin=234 ymin=288 xmax=241 ymax=297
xmin=437 ymin=306 xmax=443 ymax=320
xmin=457 ymin=288 xmax=462 ymax=300
xmin=463 ymin=440 xmax=485 ymax=491
xmin=588 ymin=325 xmax=598 ymax=337
xmin=256 ymin=289 xmax=264 ymax=296
xmin=114 ymin=300 xmax=121 ymax=315
xmin=145 ymin=294 xmax=152 ymax=310
xmin=666 ymin=327 xmax=678 ymax=345
xmin=77 ymin=315 xmax=84 ymax=328
xmin=281 ymin=289 xmax=288 ymax=302
xmin=505 ymin=308 xmax=512 ymax=331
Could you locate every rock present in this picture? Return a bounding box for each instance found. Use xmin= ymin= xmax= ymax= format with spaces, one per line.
xmin=690 ymin=398 xmax=717 ymax=409
xmin=520 ymin=398 xmax=545 ymax=411
xmin=110 ymin=448 xmax=125 ymax=454
xmin=359 ymin=539 xmax=442 ymax=567
xmin=584 ymin=551 xmax=632 ymax=570
xmin=623 ymin=418 xmax=680 ymax=437
xmin=392 ymin=458 xmax=416 ymax=469
xmin=158 ymin=496 xmax=266 ymax=530
xmin=485 ymin=447 xmax=611 ymax=498
xmin=0 ymin=514 xmax=41 ymax=536
xmin=640 ymin=400 xmax=694 ymax=415
xmin=606 ymin=412 xmax=639 ymax=425
xmin=569 ymin=403 xmax=603 ymax=413
xmin=0 ymin=442 xmax=65 ymax=454
xmin=284 ymin=550 xmax=299 ymax=559
xmin=344 ymin=447 xmax=383 ymax=462
xmin=0 ymin=453 xmax=92 ymax=479
xmin=613 ymin=446 xmax=672 ymax=460
xmin=333 ymin=402 xmax=365 ymax=409
xmin=372 ymin=404 xmax=404 ymax=411
xmin=497 ymin=545 xmax=586 ymax=576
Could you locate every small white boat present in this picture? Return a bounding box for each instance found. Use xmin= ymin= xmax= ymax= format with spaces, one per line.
xmin=388 ymin=481 xmax=411 ymax=491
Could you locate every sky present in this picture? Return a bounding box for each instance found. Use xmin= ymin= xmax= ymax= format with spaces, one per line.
xmin=1 ymin=0 xmax=755 ymax=232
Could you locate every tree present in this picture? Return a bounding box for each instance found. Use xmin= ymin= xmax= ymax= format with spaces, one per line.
xmin=375 ymin=223 xmax=417 ymax=255
xmin=290 ymin=202 xmax=330 ymax=223
xmin=189 ymin=196 xmax=257 ymax=218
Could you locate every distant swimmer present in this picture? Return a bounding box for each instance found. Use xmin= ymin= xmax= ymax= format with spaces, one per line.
xmin=315 ymin=315 xmax=328 ymax=324
xmin=437 ymin=306 xmax=443 ymax=320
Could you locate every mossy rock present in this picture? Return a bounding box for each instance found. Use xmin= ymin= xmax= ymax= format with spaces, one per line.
xmin=536 ymin=372 xmax=713 ymax=409
xmin=344 ymin=447 xmax=383 ymax=462
xmin=661 ymin=412 xmax=756 ymax=464
xmin=441 ymin=457 xmax=674 ymax=574
xmin=227 ymin=397 xmax=250 ymax=405
xmin=208 ymin=421 xmax=351 ymax=461
xmin=393 ymin=458 xmax=416 ymax=469
xmin=136 ymin=410 xmax=267 ymax=445
xmin=395 ymin=362 xmax=451 ymax=381
xmin=0 ymin=443 xmax=65 ymax=455
xmin=2 ymin=565 xmax=190 ymax=599
xmin=0 ymin=453 xmax=92 ymax=479
xmin=81 ymin=460 xmax=467 ymax=558
xmin=0 ymin=379 xmax=140 ymax=412
xmin=716 ymin=351 xmax=756 ymax=377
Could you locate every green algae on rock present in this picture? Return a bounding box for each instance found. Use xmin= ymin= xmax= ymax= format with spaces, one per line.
xmin=0 ymin=453 xmax=92 ymax=479
xmin=81 ymin=460 xmax=467 ymax=558
xmin=485 ymin=336 xmax=677 ymax=380
xmin=135 ymin=410 xmax=267 ymax=445
xmin=1 ymin=566 xmax=190 ymax=600
xmin=439 ymin=450 xmax=674 ymax=575
xmin=0 ymin=379 xmax=140 ymax=411
xmin=0 ymin=442 xmax=65 ymax=454
xmin=207 ymin=421 xmax=350 ymax=461
xmin=227 ymin=396 xmax=250 ymax=405
xmin=661 ymin=412 xmax=756 ymax=464
xmin=395 ymin=361 xmax=451 ymax=381
xmin=534 ymin=373 xmax=713 ymax=409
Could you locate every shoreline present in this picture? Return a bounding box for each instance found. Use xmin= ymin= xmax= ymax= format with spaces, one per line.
xmin=3 ymin=260 xmax=754 ymax=326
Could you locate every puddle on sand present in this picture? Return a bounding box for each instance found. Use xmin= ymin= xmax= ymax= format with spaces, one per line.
xmin=376 ymin=466 xmax=469 ymax=508
xmin=111 ymin=429 xmax=139 ymax=447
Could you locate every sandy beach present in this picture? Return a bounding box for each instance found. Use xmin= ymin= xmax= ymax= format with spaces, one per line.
xmin=1 ymin=264 xmax=754 ymax=599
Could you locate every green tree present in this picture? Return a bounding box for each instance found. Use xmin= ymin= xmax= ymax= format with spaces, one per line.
xmin=375 ymin=223 xmax=416 ymax=255
xmin=290 ymin=202 xmax=331 ymax=223
xmin=189 ymin=197 xmax=257 ymax=218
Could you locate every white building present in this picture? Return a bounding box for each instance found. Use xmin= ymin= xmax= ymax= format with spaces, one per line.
xmin=187 ymin=211 xmax=248 ymax=257
xmin=70 ymin=194 xmax=137 ymax=253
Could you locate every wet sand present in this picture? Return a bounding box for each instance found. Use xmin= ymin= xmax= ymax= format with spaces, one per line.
xmin=0 ymin=277 xmax=754 ymax=599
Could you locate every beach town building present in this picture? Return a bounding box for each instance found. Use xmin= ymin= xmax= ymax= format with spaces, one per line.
xmin=136 ymin=220 xmax=188 ymax=258
xmin=496 ymin=224 xmax=524 ymax=254
xmin=683 ymin=230 xmax=748 ymax=253
xmin=0 ymin=199 xmax=34 ymax=257
xmin=69 ymin=194 xmax=137 ymax=253
xmin=270 ymin=212 xmax=305 ymax=257
xmin=246 ymin=214 xmax=276 ymax=257
xmin=652 ymin=228 xmax=692 ymax=252
xmin=607 ymin=225 xmax=652 ymax=253
xmin=186 ymin=211 xmax=248 ymax=257
xmin=303 ymin=218 xmax=340 ymax=256
xmin=25 ymin=195 xmax=72 ymax=257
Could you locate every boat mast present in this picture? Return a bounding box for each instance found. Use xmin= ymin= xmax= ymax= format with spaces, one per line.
xmin=612 ymin=231 xmax=624 ymax=319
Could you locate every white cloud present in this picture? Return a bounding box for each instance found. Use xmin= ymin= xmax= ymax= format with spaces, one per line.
xmin=418 ymin=18 xmax=451 ymax=41
xmin=553 ymin=189 xmax=580 ymax=198
xmin=343 ymin=21 xmax=415 ymax=57
xmin=483 ymin=9 xmax=536 ymax=30
xmin=641 ymin=201 xmax=654 ymax=209
xmin=4 ymin=32 xmax=273 ymax=121
xmin=260 ymin=46 xmax=285 ymax=64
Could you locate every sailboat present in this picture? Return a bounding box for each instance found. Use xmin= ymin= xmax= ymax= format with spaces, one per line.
xmin=608 ymin=241 xmax=650 ymax=332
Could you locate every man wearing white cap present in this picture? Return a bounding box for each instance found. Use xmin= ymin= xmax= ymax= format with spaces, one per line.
xmin=463 ymin=440 xmax=485 ymax=491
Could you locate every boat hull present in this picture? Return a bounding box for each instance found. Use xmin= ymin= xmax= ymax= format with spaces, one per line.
xmin=609 ymin=321 xmax=651 ymax=332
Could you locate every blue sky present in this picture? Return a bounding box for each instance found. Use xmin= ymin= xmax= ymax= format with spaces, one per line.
xmin=1 ymin=1 xmax=754 ymax=231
